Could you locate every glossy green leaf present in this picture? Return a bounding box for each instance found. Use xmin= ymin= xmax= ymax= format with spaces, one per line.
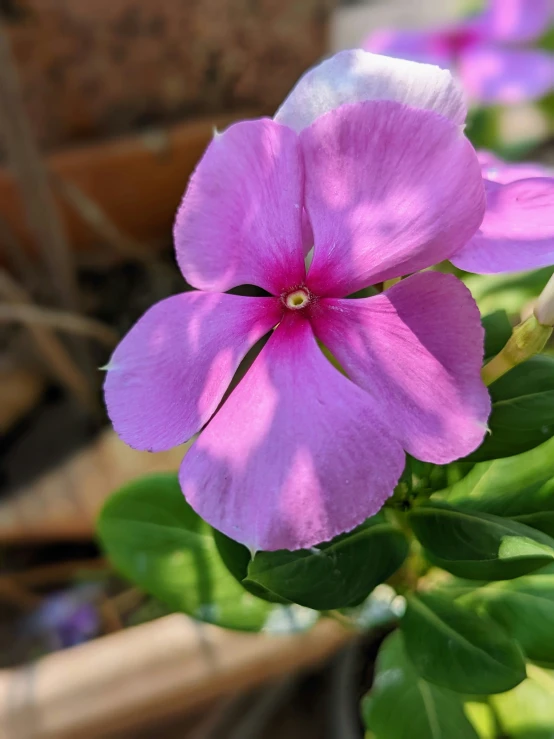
xmin=459 ymin=564 xmax=554 ymax=665
xmin=491 ymin=665 xmax=554 ymax=738
xmin=245 ymin=514 xmax=409 ymax=610
xmin=400 ymin=593 xmax=526 ymax=694
xmin=443 ymin=437 xmax=554 ymax=538
xmin=212 ymin=529 xmax=290 ymax=605
xmin=362 ymin=631 xmax=479 ymax=739
xmin=468 ymin=356 xmax=554 ymax=462
xmin=97 ymin=473 xmax=317 ymax=632
xmin=409 ymin=501 xmax=554 ymax=580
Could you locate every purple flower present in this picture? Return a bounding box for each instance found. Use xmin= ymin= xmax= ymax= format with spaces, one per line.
xmin=365 ymin=0 xmax=554 ymax=105
xmin=24 ymin=587 xmax=100 ymax=652
xmin=452 ymin=150 xmax=554 ymax=273
xmin=105 ymin=52 xmax=490 ymax=552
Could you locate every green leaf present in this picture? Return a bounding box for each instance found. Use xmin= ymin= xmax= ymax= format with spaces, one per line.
xmin=213 ymin=529 xmax=291 ymax=605
xmin=482 ymin=309 xmax=512 ymax=360
xmin=442 ymin=437 xmax=554 ymax=538
xmin=459 ymin=564 xmax=554 ymax=665
xmin=212 ymin=528 xmax=252 ymax=583
xmin=464 ymin=701 xmax=497 ymax=739
xmin=245 ymin=514 xmax=409 ymax=610
xmin=400 ymin=593 xmax=526 ymax=695
xmin=465 ymin=107 xmax=499 ymax=152
xmin=395 ymin=455 xmax=474 ymax=497
xmin=468 ymin=356 xmax=554 ymax=462
xmin=491 ymin=665 xmax=554 ymax=738
xmin=97 ymin=473 xmax=317 ymax=633
xmin=409 ymin=501 xmax=554 ymax=580
xmin=362 ymin=631 xmax=479 ymax=739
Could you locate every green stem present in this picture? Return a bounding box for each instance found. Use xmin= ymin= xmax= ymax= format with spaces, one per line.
xmin=481 ymin=314 xmax=552 ymax=386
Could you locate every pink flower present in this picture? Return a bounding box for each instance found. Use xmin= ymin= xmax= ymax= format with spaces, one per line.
xmin=365 ymin=0 xmax=553 ymax=105
xmin=105 ymin=52 xmax=490 ymax=552
xmin=452 ymin=150 xmax=554 ymax=273
xmin=273 ymin=51 xmax=554 ymax=277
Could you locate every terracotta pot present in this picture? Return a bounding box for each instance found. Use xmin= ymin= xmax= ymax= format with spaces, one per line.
xmin=0 ymin=112 xmax=254 ymax=261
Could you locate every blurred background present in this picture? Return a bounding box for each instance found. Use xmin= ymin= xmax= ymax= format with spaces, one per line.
xmin=0 ymin=1 xmax=551 ymax=737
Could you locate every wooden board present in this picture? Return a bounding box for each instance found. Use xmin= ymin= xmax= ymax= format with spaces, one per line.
xmin=0 ymin=429 xmax=188 ymax=543
xmin=0 ymin=615 xmax=349 ymax=739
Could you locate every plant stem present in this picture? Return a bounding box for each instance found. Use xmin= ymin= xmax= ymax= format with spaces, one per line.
xmin=481 ymin=314 xmax=552 ymax=386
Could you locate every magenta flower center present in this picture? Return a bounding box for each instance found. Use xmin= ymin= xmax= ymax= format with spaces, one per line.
xmin=443 ymin=28 xmax=479 ymax=57
xmin=283 ymin=287 xmax=313 ymax=311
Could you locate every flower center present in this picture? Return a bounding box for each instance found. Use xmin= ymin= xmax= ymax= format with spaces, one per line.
xmin=284 ymin=288 xmax=311 ymax=311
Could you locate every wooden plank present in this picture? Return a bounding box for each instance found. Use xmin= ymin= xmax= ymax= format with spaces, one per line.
xmin=0 ymin=615 xmax=349 ymax=739
xmin=0 ymin=429 xmax=188 ymax=543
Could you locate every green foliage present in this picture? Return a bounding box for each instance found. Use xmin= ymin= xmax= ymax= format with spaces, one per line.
xmin=442 ymin=437 xmax=554 ymax=538
xmin=400 ymin=592 xmax=526 ymax=695
xmin=465 ymin=107 xmax=499 ymax=153
xmin=459 ymin=564 xmax=554 ymax=665
xmin=468 ymin=355 xmax=554 ymax=461
xmin=97 ymin=473 xmax=316 ymax=633
xmin=213 ymin=529 xmax=291 ymax=604
xmin=464 ymin=701 xmax=497 ymax=739
xmin=491 ymin=665 xmax=554 ymax=738
xmin=409 ymin=501 xmax=554 ymax=580
xmin=482 ymin=309 xmax=513 ymax=360
xmin=244 ymin=513 xmax=409 ymax=610
xmin=362 ymin=631 xmax=479 ymax=739
xmin=465 ymin=268 xmax=554 ymax=319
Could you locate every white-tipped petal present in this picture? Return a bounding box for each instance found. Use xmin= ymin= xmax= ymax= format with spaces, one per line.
xmin=275 ymin=49 xmax=467 ymax=132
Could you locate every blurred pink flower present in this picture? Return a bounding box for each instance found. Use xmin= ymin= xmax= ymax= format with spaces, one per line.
xmin=365 ymin=0 xmax=554 ymax=105
xmin=452 ymin=150 xmax=554 ymax=273
xmin=105 ymin=52 xmax=489 ymax=552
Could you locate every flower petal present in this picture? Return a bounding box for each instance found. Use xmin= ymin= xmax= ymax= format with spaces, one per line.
xmin=104 ymin=292 xmax=281 ymax=452
xmin=459 ymin=45 xmax=554 ymax=105
xmin=478 ymin=0 xmax=552 ymax=43
xmin=363 ymin=28 xmax=454 ymax=68
xmin=174 ymin=119 xmax=306 ymax=294
xmin=180 ymin=315 xmax=404 ymax=551
xmin=452 ymin=177 xmax=554 ymax=273
xmin=301 ymin=100 xmax=485 ymax=297
xmin=274 ymin=49 xmax=467 ymax=132
xmin=478 ymin=150 xmax=553 ymax=183
xmin=311 ymin=272 xmax=490 ymax=464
